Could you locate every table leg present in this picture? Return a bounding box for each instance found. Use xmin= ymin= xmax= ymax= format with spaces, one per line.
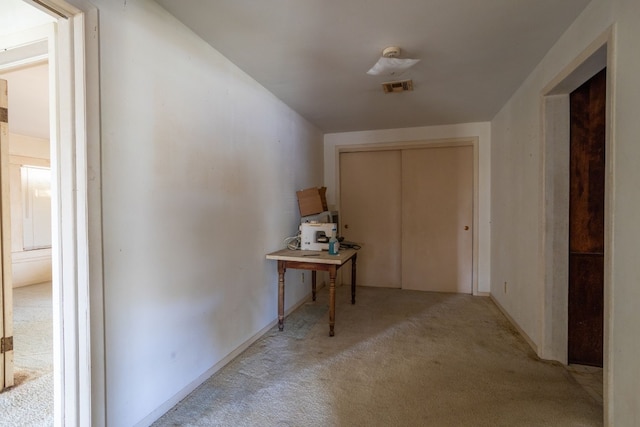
xmin=351 ymin=253 xmax=357 ymax=304
xmin=329 ymin=266 xmax=336 ymax=337
xmin=278 ymin=261 xmax=285 ymax=331
xmin=312 ymin=270 xmax=317 ymax=301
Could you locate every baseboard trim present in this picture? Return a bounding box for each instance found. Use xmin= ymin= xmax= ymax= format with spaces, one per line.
xmin=135 ymin=293 xmax=312 ymax=427
xmin=489 ymin=295 xmax=539 ymax=355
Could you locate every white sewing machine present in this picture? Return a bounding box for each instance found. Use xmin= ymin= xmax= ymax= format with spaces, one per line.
xmin=300 ymin=222 xmax=337 ymax=251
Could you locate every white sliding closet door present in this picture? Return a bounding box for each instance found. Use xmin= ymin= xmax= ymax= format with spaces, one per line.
xmin=339 ymin=144 xmax=473 ymax=293
xmin=340 ymin=150 xmax=402 ymax=288
xmin=401 ymin=146 xmax=473 ymax=293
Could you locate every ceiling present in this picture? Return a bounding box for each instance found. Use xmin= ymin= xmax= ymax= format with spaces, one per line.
xmin=154 ymin=0 xmax=591 ymax=133
xmin=0 ymin=0 xmax=55 ymax=140
xmin=0 ymin=0 xmax=53 ymax=69
xmin=1 ymin=0 xmax=55 ymax=36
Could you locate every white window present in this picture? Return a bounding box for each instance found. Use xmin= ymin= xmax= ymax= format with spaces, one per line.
xmin=21 ymin=165 xmax=51 ymax=250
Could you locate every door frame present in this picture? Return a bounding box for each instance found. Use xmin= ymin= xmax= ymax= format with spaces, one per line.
xmin=336 ymin=137 xmax=480 ymax=295
xmin=540 ymin=25 xmax=613 ymax=419
xmin=14 ymin=1 xmax=104 ymax=425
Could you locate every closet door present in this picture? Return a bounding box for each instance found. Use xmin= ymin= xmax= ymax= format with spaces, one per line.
xmin=401 ymin=146 xmax=473 ymax=293
xmin=340 ymin=150 xmax=402 ymax=287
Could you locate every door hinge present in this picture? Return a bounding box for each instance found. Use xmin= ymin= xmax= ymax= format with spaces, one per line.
xmin=1 ymin=336 xmax=13 ymax=353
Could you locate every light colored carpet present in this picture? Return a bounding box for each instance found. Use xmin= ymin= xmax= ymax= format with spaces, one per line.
xmin=153 ymin=285 xmax=603 ymax=427
xmin=0 ymin=282 xmax=53 ymax=427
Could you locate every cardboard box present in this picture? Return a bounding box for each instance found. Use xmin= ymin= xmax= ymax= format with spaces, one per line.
xmin=296 ymin=187 xmax=328 ymax=216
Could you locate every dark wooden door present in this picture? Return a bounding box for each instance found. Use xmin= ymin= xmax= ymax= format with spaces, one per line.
xmin=568 ymin=68 xmax=606 ymax=367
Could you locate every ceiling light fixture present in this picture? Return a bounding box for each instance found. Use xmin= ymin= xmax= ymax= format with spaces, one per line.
xmin=366 ymin=46 xmax=420 ymax=77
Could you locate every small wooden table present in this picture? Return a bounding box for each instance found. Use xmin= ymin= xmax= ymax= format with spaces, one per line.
xmin=265 ymin=248 xmax=358 ymax=336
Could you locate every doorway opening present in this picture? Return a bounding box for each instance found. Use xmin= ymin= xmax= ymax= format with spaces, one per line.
xmin=1 ymin=0 xmax=103 ymax=425
xmin=540 ymin=28 xmax=613 ymax=412
xmin=0 ymin=4 xmax=56 ymax=423
xmin=0 ymin=55 xmax=54 ymax=424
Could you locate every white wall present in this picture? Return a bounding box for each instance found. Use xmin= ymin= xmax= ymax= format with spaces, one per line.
xmin=93 ymin=1 xmax=323 ymax=425
xmin=491 ymin=0 xmax=640 ymax=423
xmin=491 ymin=1 xmax=613 ymax=347
xmin=324 ymin=123 xmax=491 ymax=294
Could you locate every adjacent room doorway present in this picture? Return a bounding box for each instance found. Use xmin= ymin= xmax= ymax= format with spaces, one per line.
xmin=1 ymin=0 xmax=103 ymax=424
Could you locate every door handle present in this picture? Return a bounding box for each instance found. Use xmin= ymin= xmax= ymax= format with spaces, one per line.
xmin=464 ymin=226 xmax=469 ymax=230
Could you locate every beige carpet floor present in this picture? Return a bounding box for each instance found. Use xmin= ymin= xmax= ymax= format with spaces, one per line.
xmin=0 ymin=282 xmax=53 ymax=427
xmin=153 ymin=285 xmax=603 ymax=427
xmin=0 ymin=283 xmax=603 ymax=426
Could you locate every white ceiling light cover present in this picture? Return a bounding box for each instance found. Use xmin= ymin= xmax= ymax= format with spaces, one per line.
xmin=366 ymin=57 xmax=420 ymax=76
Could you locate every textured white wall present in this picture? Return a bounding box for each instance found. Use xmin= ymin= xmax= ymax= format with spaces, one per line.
xmin=93 ymin=1 xmax=323 ymax=425
xmin=324 ymin=123 xmax=491 ymax=294
xmin=491 ymin=2 xmax=614 ymax=345
xmin=491 ymin=0 xmax=640 ymax=423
